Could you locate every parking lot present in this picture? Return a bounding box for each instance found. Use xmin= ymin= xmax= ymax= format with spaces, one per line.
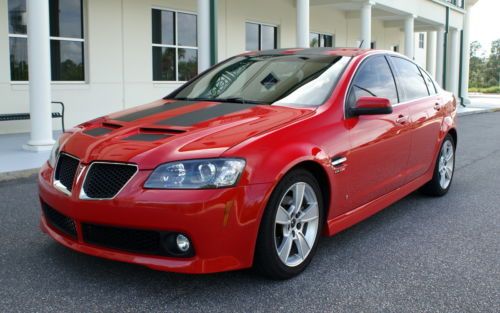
xmin=1 ymin=112 xmax=499 ymax=313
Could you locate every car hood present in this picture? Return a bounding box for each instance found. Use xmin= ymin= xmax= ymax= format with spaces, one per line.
xmin=60 ymin=99 xmax=314 ymax=169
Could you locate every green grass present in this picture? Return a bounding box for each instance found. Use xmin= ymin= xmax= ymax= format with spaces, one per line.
xmin=469 ymin=86 xmax=500 ymax=94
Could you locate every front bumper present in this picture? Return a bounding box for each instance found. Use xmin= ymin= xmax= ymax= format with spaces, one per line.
xmin=38 ymin=162 xmax=273 ymax=274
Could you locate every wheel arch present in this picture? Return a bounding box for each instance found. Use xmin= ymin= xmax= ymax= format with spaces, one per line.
xmin=448 ymin=128 xmax=458 ymax=148
xmin=287 ymin=160 xmax=332 ymax=223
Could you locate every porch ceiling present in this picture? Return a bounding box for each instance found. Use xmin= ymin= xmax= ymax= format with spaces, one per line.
xmin=311 ymin=0 xmax=444 ymax=31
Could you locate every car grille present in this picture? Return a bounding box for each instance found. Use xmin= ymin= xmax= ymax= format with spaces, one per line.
xmin=81 ymin=223 xmax=167 ymax=255
xmin=82 ymin=163 xmax=137 ymax=199
xmin=42 ymin=202 xmax=77 ymax=238
xmin=54 ymin=153 xmax=80 ymax=192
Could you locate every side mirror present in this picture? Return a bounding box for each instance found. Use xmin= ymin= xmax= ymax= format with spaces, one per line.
xmin=349 ymin=96 xmax=393 ymax=116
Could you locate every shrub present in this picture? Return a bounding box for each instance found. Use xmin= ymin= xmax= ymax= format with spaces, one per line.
xmin=482 ymin=86 xmax=500 ymax=94
xmin=468 ymin=86 xmax=500 ymax=94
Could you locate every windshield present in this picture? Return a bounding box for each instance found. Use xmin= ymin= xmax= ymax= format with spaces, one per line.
xmin=167 ymin=54 xmax=350 ymax=107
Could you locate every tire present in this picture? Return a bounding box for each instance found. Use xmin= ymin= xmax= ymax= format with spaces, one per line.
xmin=420 ymin=134 xmax=456 ymax=197
xmin=254 ymin=169 xmax=324 ymax=280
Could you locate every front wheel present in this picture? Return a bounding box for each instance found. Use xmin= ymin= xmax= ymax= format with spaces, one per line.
xmin=420 ymin=134 xmax=456 ymax=196
xmin=254 ymin=169 xmax=324 ymax=280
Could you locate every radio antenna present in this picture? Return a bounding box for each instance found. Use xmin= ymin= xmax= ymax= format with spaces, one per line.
xmin=358 ymin=40 xmax=364 ymax=48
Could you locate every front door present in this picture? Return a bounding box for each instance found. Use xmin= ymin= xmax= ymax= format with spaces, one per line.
xmin=343 ymin=55 xmax=412 ymax=212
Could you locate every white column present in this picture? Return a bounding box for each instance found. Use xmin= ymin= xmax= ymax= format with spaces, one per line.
xmin=197 ymin=0 xmax=210 ymax=72
xmin=296 ymin=0 xmax=310 ymax=48
xmin=435 ymin=26 xmax=445 ymax=86
xmin=404 ymin=15 xmax=415 ymax=59
xmin=426 ymin=31 xmax=437 ymax=77
xmin=360 ymin=2 xmax=372 ymax=49
xmin=24 ymin=0 xmax=54 ymax=151
xmin=446 ymin=28 xmax=460 ymax=98
xmin=460 ymin=7 xmax=472 ymax=105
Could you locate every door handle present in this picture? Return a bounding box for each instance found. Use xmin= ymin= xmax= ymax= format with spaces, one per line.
xmin=331 ymin=156 xmax=347 ymax=167
xmin=395 ymin=115 xmax=408 ymax=125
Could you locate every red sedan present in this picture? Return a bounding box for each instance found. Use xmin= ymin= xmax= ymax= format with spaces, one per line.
xmin=39 ymin=48 xmax=457 ymax=279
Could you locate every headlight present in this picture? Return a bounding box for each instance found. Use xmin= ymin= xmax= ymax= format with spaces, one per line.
xmin=144 ymin=158 xmax=246 ymax=189
xmin=48 ymin=140 xmax=61 ymax=168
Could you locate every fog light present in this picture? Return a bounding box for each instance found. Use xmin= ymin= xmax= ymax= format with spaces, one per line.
xmin=176 ymin=234 xmax=190 ymax=252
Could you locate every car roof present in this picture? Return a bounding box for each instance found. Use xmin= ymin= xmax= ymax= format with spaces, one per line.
xmin=242 ymin=47 xmax=370 ymax=57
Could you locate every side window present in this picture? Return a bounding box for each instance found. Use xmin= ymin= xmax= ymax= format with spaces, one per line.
xmin=391 ymin=57 xmax=429 ymax=101
xmin=347 ymin=55 xmax=398 ymax=108
xmin=422 ymin=69 xmax=437 ymax=95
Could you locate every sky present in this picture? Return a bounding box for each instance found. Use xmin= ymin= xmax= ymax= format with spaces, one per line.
xmin=469 ymin=0 xmax=500 ymax=56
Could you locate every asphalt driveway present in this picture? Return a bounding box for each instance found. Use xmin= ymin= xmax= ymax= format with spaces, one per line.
xmin=1 ymin=112 xmax=499 ymax=313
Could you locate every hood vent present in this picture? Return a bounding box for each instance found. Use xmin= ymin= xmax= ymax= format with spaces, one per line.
xmin=83 ymin=122 xmax=123 ymax=137
xmin=139 ymin=127 xmax=186 ymax=134
xmin=83 ymin=127 xmax=114 ymax=136
xmin=102 ymin=122 xmax=123 ymax=129
xmin=121 ymin=127 xmax=184 ymax=142
xmin=123 ymin=133 xmax=171 ymax=142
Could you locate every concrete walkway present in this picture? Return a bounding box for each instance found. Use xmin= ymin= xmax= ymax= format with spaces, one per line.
xmin=458 ymin=94 xmax=500 ymax=116
xmin=0 ymin=94 xmax=499 ymax=178
xmin=0 ymin=131 xmax=61 ymax=179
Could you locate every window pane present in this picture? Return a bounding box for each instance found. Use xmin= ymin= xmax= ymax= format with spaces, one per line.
xmin=309 ymin=33 xmax=319 ymax=47
xmin=324 ymin=35 xmax=333 ymax=47
xmin=261 ymin=25 xmax=276 ymax=50
xmin=153 ymin=47 xmax=176 ymax=81
xmin=50 ymin=40 xmax=84 ymax=81
xmin=178 ymin=48 xmax=198 ymax=81
xmin=178 ymin=13 xmax=197 ymax=47
xmin=422 ymin=70 xmax=437 ymax=94
xmin=8 ymin=0 xmax=27 ymax=34
xmin=349 ymin=56 xmax=398 ymax=107
xmin=391 ymin=57 xmax=429 ymax=101
xmin=152 ymin=9 xmax=174 ymax=45
xmin=49 ymin=0 xmax=83 ymax=38
xmin=9 ymin=37 xmax=29 ymax=81
xmin=245 ymin=23 xmax=259 ymax=51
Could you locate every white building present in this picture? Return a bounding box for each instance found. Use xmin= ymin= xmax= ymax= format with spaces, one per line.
xmin=0 ymin=0 xmax=478 ymax=150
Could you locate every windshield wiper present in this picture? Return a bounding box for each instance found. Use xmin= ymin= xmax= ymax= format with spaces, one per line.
xmin=167 ymin=96 xmax=262 ymax=105
xmin=215 ymin=97 xmax=262 ymax=104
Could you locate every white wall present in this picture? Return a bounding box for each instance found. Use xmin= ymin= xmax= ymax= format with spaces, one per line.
xmin=414 ymin=32 xmax=427 ymax=66
xmin=217 ymin=0 xmax=297 ymax=59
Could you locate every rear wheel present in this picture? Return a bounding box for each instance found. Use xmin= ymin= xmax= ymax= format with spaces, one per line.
xmin=254 ymin=169 xmax=324 ymax=280
xmin=420 ymin=134 xmax=455 ymax=196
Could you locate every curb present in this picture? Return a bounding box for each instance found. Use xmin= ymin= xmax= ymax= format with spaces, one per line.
xmin=457 ymin=108 xmax=500 ymax=117
xmin=0 ymin=168 xmax=39 ymax=182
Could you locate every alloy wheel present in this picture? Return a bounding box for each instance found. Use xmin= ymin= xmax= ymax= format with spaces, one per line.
xmin=438 ymin=140 xmax=454 ymax=189
xmin=274 ymin=182 xmax=320 ymax=267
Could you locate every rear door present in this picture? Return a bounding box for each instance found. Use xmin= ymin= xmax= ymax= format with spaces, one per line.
xmin=389 ymin=57 xmax=443 ymax=182
xmin=343 ymin=55 xmax=412 ymax=212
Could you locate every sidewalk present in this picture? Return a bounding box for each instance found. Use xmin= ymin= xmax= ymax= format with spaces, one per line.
xmin=458 ymin=94 xmax=500 ymax=116
xmin=0 ymin=132 xmax=61 ymax=180
xmin=1 ymin=95 xmax=499 ymax=179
